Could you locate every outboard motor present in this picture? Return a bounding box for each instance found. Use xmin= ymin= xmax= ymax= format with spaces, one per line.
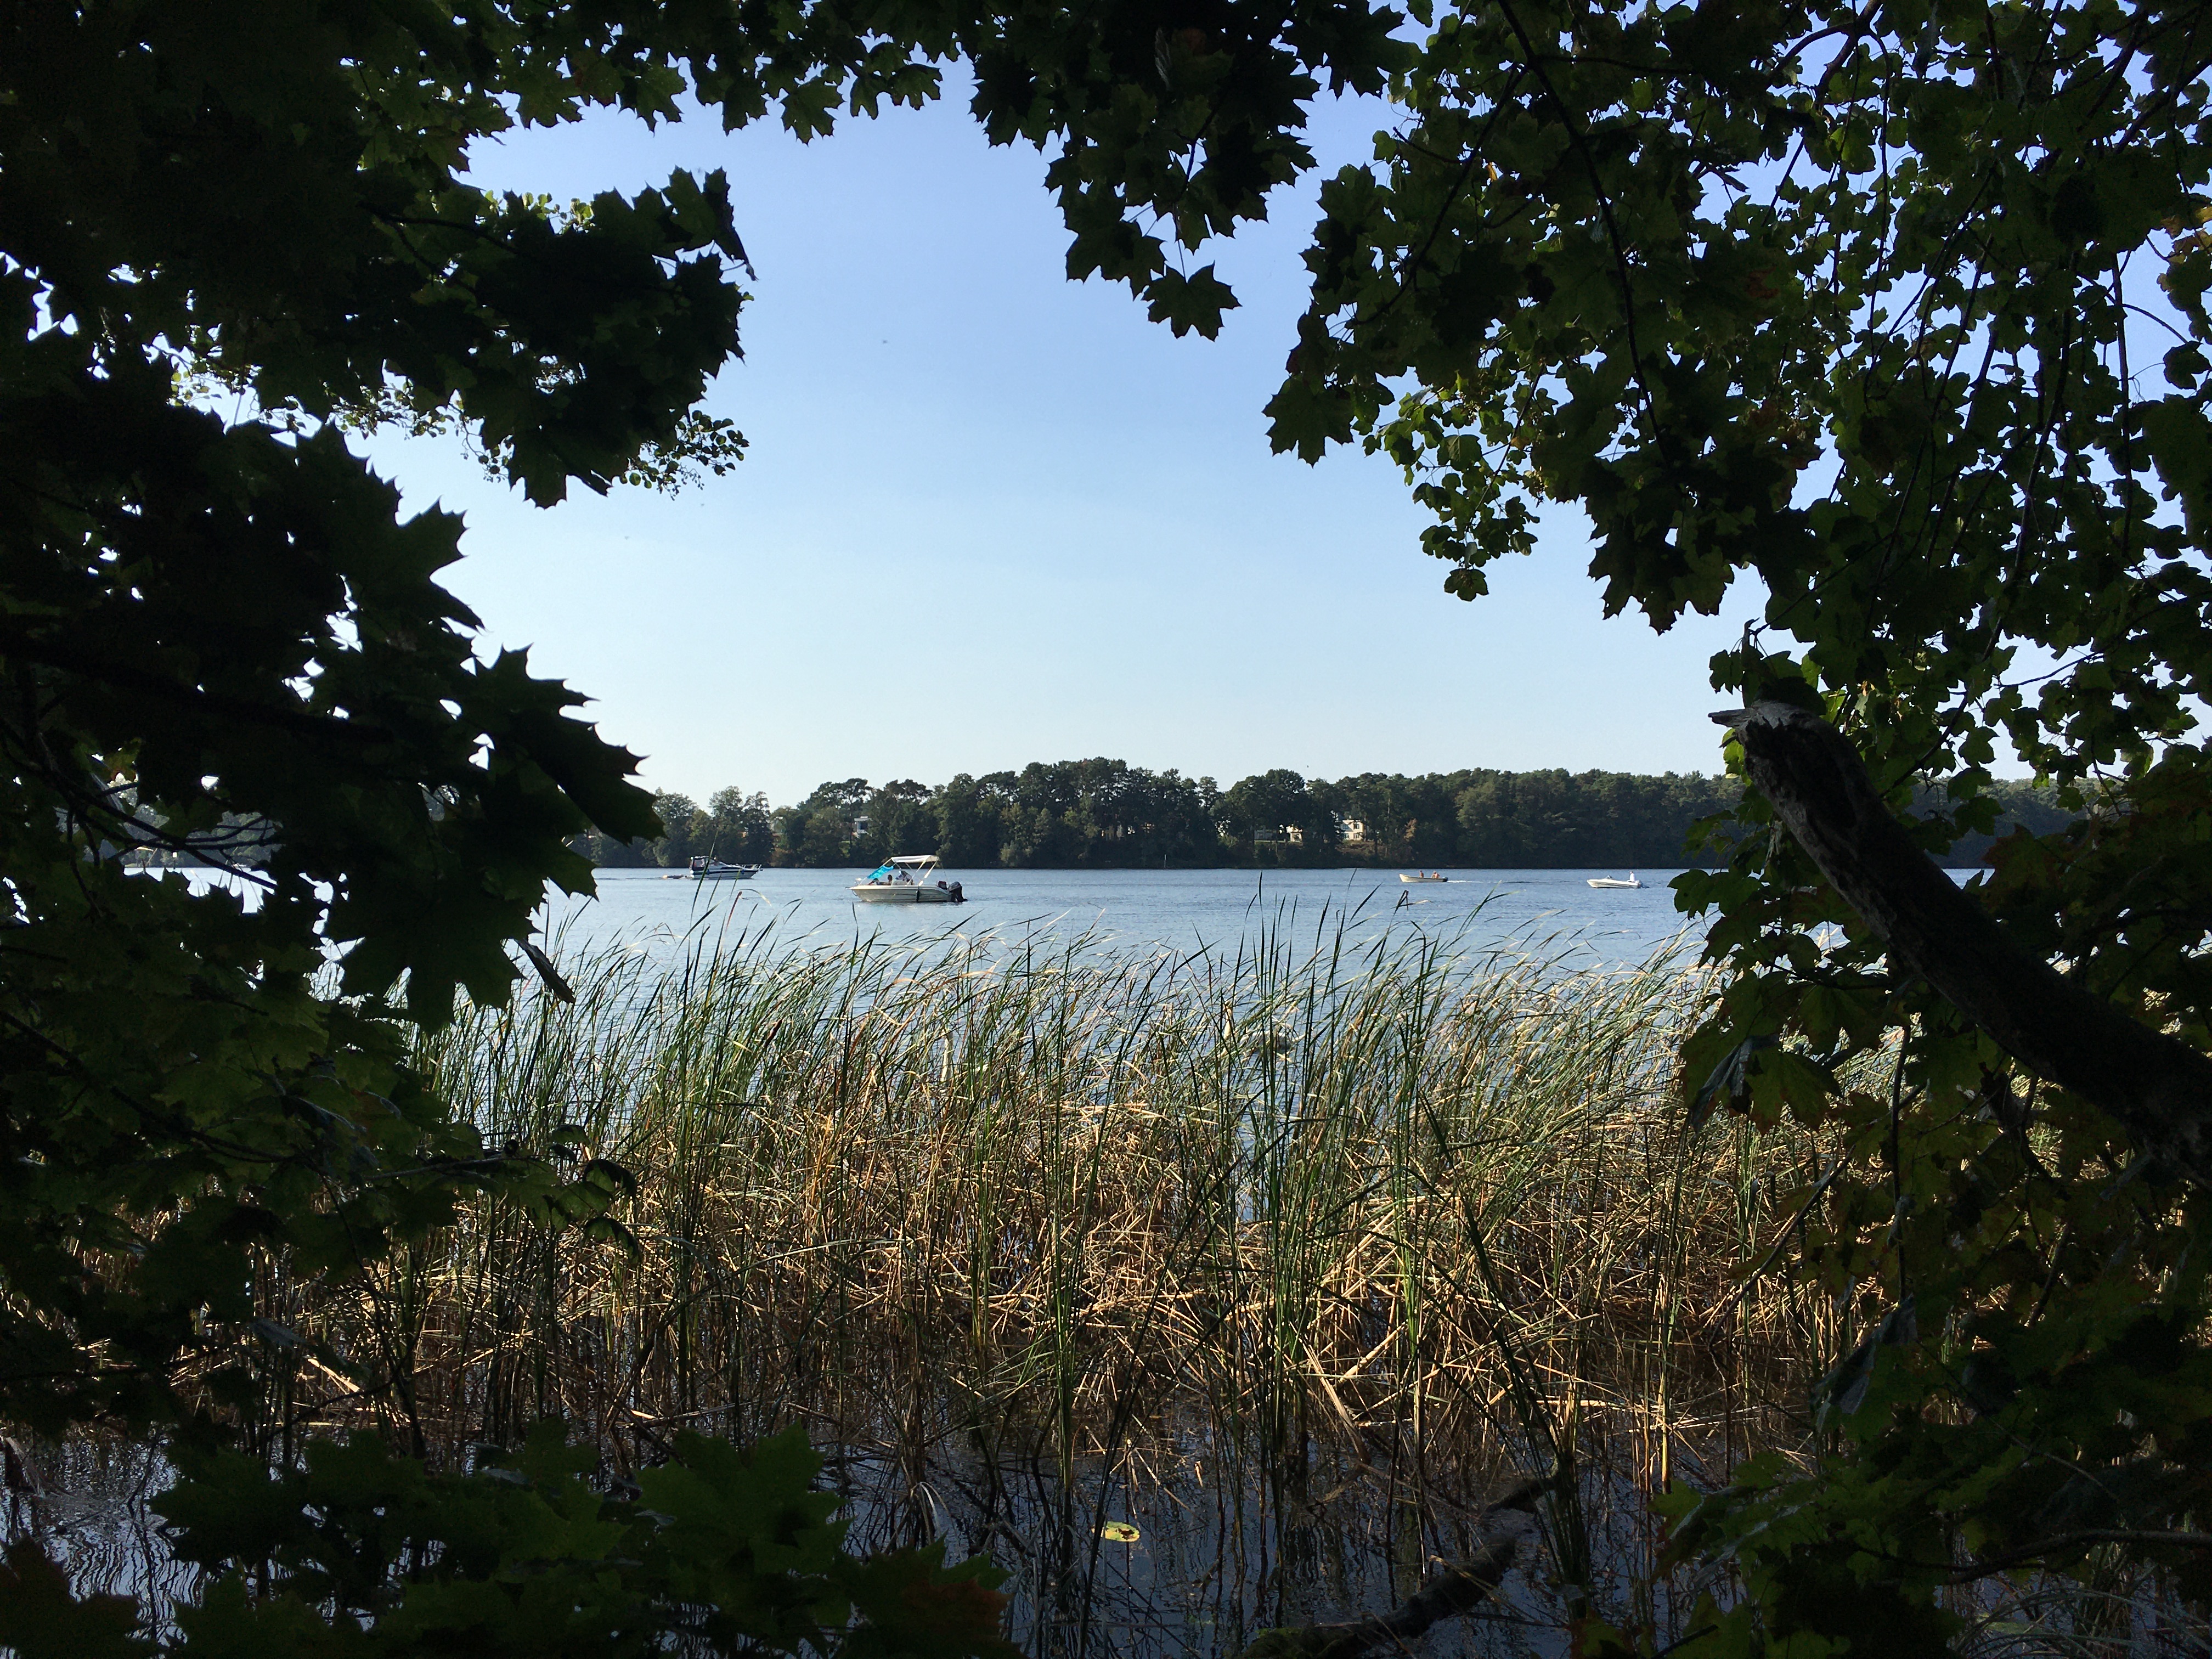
xmin=948 ymin=880 xmax=964 ymax=904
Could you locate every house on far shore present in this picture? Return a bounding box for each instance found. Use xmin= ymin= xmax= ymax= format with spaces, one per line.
xmin=1340 ymin=819 xmax=1368 ymax=844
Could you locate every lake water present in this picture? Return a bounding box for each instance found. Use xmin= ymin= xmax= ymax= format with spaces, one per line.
xmin=150 ymin=862 xmax=1710 ymax=980
xmin=538 ymin=866 xmax=1707 ymax=970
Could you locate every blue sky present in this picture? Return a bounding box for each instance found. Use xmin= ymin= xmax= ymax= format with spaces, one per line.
xmin=363 ymin=81 xmax=1755 ymax=806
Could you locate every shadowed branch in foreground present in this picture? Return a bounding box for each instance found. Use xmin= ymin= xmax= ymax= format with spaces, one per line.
xmin=1719 ymin=700 xmax=2212 ymax=1185
xmin=1234 ymin=1476 xmax=1545 ymax=1659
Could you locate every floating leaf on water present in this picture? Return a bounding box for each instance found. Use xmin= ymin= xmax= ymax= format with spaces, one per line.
xmin=1101 ymin=1520 xmax=1140 ymax=1543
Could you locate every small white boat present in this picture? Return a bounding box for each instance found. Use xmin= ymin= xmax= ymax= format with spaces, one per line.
xmin=1587 ymin=873 xmax=1643 ymax=889
xmin=851 ymin=854 xmax=965 ymax=904
xmin=1398 ymin=871 xmax=1449 ymax=883
xmin=690 ymin=856 xmax=758 ymax=880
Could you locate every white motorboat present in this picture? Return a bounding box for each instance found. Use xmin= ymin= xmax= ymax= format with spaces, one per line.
xmin=851 ymin=854 xmax=965 ymax=904
xmin=1587 ymin=873 xmax=1643 ymax=889
xmin=690 ymin=856 xmax=759 ymax=880
xmin=1398 ymin=871 xmax=1449 ymax=883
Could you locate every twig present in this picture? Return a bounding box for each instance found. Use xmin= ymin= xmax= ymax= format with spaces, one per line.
xmin=1234 ymin=1477 xmax=1544 ymax=1659
xmin=1948 ymin=1528 xmax=2212 ymax=1581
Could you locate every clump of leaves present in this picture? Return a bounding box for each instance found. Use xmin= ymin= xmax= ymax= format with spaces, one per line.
xmin=0 ymin=1424 xmax=1014 ymax=1659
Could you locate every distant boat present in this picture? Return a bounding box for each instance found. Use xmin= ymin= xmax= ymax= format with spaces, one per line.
xmin=1398 ymin=871 xmax=1448 ymax=883
xmin=1587 ymin=873 xmax=1643 ymax=889
xmin=851 ymin=854 xmax=964 ymax=904
xmin=690 ymin=856 xmax=758 ymax=880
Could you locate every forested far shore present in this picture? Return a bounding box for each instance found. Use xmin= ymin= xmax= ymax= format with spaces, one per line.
xmin=572 ymin=759 xmax=2073 ymax=873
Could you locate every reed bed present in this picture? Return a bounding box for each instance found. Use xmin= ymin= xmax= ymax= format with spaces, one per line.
xmin=272 ymin=915 xmax=1827 ymax=1472
xmin=245 ymin=911 xmax=1844 ymax=1651
xmin=21 ymin=911 xmax=2183 ymax=1656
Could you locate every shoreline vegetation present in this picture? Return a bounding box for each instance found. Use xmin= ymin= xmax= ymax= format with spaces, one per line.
xmin=575 ymin=760 xmax=2070 ymax=876
xmin=218 ymin=917 xmax=1843 ymax=1650
xmin=43 ymin=917 xmax=2193 ymax=1654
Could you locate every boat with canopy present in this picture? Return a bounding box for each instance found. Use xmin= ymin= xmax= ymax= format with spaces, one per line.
xmin=850 ymin=854 xmax=964 ymax=904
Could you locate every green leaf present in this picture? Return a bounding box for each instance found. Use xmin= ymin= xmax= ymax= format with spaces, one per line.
xmin=0 ymin=1542 xmax=146 ymax=1659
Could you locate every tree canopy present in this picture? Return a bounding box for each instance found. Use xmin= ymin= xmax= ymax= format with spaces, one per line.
xmin=582 ymin=760 xmax=2065 ymax=872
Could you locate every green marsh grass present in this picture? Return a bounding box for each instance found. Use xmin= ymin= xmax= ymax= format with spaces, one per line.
xmin=308 ymin=919 xmax=1822 ymax=1473
xmin=229 ymin=911 xmax=1861 ymax=1651
xmin=69 ymin=910 xmax=2198 ymax=1655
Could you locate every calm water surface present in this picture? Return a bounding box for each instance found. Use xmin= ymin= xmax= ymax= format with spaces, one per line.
xmin=156 ymin=862 xmax=1711 ymax=974
xmin=540 ymin=866 xmax=1707 ymax=970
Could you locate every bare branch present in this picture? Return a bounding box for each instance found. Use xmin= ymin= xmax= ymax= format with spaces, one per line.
xmin=1234 ymin=1477 xmax=1543 ymax=1659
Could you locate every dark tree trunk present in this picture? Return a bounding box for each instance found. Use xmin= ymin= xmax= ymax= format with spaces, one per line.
xmin=1717 ymin=701 xmax=2212 ymax=1185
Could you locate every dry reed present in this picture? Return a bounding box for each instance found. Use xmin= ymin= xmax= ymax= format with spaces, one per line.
xmin=216 ymin=911 xmax=1864 ymax=1652
xmin=263 ymin=915 xmax=1833 ymax=1496
xmin=27 ymin=915 xmax=2200 ymax=1656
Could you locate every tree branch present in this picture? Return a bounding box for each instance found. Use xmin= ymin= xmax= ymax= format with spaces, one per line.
xmin=1716 ymin=701 xmax=2212 ymax=1184
xmin=1951 ymin=1527 xmax=2212 ymax=1579
xmin=1233 ymin=1477 xmax=1542 ymax=1659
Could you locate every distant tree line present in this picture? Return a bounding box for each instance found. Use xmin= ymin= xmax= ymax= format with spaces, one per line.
xmin=572 ymin=761 xmax=2073 ymax=872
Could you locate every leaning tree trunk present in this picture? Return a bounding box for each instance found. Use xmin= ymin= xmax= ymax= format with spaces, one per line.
xmin=1716 ymin=701 xmax=2212 ymax=1186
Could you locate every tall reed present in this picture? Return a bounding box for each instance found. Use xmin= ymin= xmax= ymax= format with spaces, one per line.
xmin=272 ymin=913 xmax=1831 ymax=1498
xmin=64 ymin=910 xmax=2198 ymax=1655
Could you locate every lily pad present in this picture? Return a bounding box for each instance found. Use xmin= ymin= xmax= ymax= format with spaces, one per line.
xmin=1100 ymin=1520 xmax=1140 ymax=1543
